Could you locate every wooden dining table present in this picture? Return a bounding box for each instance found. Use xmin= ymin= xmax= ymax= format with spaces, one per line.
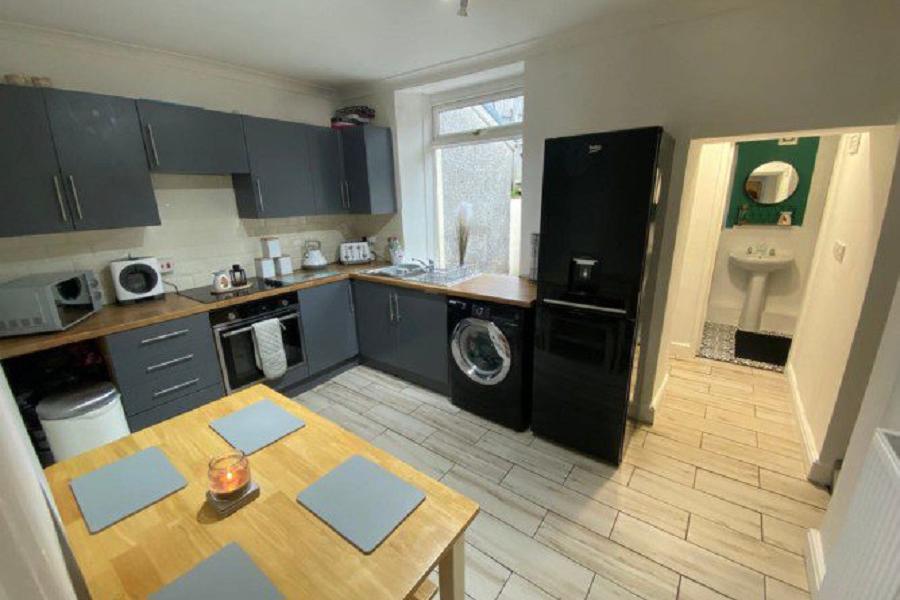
xmin=44 ymin=384 xmax=479 ymax=599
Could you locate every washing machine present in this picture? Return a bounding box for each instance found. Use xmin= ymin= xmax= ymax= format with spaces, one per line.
xmin=447 ymin=298 xmax=533 ymax=431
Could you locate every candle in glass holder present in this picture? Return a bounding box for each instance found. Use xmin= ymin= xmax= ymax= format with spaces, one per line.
xmin=207 ymin=452 xmax=250 ymax=498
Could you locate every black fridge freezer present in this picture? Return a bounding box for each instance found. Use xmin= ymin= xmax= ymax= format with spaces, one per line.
xmin=532 ymin=126 xmax=674 ymax=464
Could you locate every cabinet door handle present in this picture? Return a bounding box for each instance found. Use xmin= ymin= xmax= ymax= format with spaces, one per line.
xmin=140 ymin=328 xmax=190 ymax=345
xmin=388 ymin=291 xmax=395 ymax=322
xmin=146 ymin=123 xmax=160 ymax=167
xmin=52 ymin=175 xmax=68 ymax=222
xmin=344 ymin=181 xmax=351 ymax=209
xmin=146 ymin=353 xmax=194 ymax=373
xmin=153 ymin=378 xmax=199 ymax=398
xmin=256 ymin=177 xmax=265 ymax=214
xmin=392 ymin=292 xmax=401 ymax=323
xmin=347 ymin=285 xmax=355 ymax=316
xmin=67 ymin=175 xmax=83 ymax=220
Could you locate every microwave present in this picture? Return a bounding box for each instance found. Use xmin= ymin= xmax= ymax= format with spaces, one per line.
xmin=0 ymin=271 xmax=103 ymax=337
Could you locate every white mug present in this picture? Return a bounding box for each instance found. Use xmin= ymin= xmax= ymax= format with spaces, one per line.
xmin=212 ymin=271 xmax=232 ymax=293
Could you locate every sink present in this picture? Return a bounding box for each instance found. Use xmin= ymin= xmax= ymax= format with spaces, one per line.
xmin=364 ymin=264 xmax=427 ymax=279
xmin=729 ymin=249 xmax=794 ymax=331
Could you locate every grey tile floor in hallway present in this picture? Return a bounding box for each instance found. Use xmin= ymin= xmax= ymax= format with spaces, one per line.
xmin=293 ymin=358 xmax=829 ymax=600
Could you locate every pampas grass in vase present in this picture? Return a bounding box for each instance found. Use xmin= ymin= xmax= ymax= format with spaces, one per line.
xmin=457 ymin=202 xmax=473 ymax=266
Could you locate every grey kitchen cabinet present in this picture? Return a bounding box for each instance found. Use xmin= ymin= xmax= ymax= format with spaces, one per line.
xmin=341 ymin=126 xmax=396 ymax=215
xmin=298 ymin=280 xmax=359 ymax=375
xmin=353 ymin=280 xmax=397 ymax=366
xmin=136 ymin=100 xmax=249 ymax=174
xmin=0 ymin=85 xmax=73 ymax=237
xmin=104 ymin=313 xmax=224 ymax=430
xmin=393 ymin=286 xmax=448 ymax=389
xmin=234 ymin=116 xmax=317 ymax=218
xmin=44 ymin=88 xmax=160 ymax=231
xmin=308 ymin=126 xmax=347 ymax=214
xmin=352 ymin=280 xmax=448 ymax=391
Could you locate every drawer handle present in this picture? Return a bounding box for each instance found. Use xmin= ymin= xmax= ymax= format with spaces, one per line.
xmin=146 ymin=353 xmax=194 ymax=373
xmin=153 ymin=378 xmax=199 ymax=398
xmin=140 ymin=328 xmax=190 ymax=345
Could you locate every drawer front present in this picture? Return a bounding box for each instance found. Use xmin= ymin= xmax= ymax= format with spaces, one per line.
xmin=106 ymin=313 xmax=213 ymax=364
xmin=126 ymin=383 xmax=224 ymax=432
xmin=116 ymin=348 xmax=222 ymax=416
xmin=105 ymin=313 xmax=223 ymax=415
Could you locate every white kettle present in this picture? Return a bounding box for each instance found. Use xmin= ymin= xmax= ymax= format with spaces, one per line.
xmin=212 ymin=270 xmax=232 ymax=293
xmin=302 ymin=240 xmax=329 ymax=270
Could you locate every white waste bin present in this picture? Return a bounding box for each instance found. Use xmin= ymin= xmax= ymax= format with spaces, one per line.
xmin=37 ymin=382 xmax=131 ymax=462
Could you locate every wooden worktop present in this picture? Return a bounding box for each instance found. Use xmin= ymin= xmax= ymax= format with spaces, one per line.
xmin=0 ymin=265 xmax=536 ymax=360
xmin=44 ymin=385 xmax=478 ymax=599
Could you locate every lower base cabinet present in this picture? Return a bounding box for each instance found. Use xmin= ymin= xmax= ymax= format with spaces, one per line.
xmin=353 ymin=280 xmax=448 ymax=392
xmin=298 ymin=280 xmax=359 ymax=375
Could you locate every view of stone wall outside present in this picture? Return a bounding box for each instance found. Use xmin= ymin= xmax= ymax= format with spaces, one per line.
xmin=437 ymin=100 xmax=522 ymax=274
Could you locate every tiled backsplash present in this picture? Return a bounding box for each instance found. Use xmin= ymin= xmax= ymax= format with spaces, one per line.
xmin=0 ymin=174 xmax=398 ymax=303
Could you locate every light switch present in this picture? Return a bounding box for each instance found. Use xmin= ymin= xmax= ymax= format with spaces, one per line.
xmin=833 ymin=241 xmax=847 ymax=263
xmin=847 ymin=134 xmax=861 ymax=155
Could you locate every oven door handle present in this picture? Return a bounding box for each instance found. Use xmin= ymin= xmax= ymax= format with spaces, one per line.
xmin=219 ymin=312 xmax=297 ymax=339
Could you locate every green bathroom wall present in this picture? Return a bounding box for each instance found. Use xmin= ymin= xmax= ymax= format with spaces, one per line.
xmin=725 ymin=137 xmax=820 ymax=227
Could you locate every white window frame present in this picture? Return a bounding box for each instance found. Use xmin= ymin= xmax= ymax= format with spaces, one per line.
xmin=431 ymin=88 xmax=524 ymax=149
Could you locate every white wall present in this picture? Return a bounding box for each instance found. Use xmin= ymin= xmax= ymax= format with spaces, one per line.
xmin=705 ymin=137 xmax=838 ymax=334
xmin=0 ymin=24 xmax=399 ymax=297
xmin=0 ymin=369 xmax=77 ymax=600
xmin=521 ymin=0 xmax=900 ymax=410
xmin=667 ymin=142 xmax=734 ymax=357
xmin=787 ymin=127 xmax=899 ymax=477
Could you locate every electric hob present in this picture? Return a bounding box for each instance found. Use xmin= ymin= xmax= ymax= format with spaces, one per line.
xmin=178 ymin=271 xmax=339 ymax=304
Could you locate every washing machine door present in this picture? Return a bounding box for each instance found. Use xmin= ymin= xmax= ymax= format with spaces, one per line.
xmin=451 ymin=318 xmax=512 ymax=386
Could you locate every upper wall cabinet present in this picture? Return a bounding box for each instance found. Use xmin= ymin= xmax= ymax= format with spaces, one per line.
xmin=44 ymin=89 xmax=160 ymax=231
xmin=136 ymin=100 xmax=249 ymax=174
xmin=341 ymin=126 xmax=396 ymax=215
xmin=234 ymin=116 xmax=317 ymax=218
xmin=308 ymin=126 xmax=346 ymax=215
xmin=0 ymin=85 xmax=73 ymax=237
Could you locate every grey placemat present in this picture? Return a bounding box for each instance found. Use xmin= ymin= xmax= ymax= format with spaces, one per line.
xmin=209 ymin=399 xmax=305 ymax=454
xmin=69 ymin=446 xmax=187 ymax=534
xmin=297 ymin=455 xmax=426 ymax=554
xmin=150 ymin=543 xmax=283 ymax=600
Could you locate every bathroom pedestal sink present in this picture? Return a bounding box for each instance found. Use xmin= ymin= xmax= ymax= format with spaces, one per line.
xmin=729 ymin=250 xmax=794 ymax=332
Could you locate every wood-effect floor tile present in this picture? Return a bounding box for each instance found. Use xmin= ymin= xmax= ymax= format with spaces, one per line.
xmin=411 ymin=404 xmax=487 ymax=444
xmin=535 ymin=513 xmax=679 ymax=600
xmin=641 ymin=415 xmax=704 ymax=447
xmin=497 ymin=574 xmax=554 ymax=600
xmin=622 ymin=443 xmax=697 ymax=487
xmin=502 ymin=466 xmax=619 ymax=537
xmin=644 ymin=434 xmax=759 ymax=486
xmin=317 ymin=382 xmax=379 ymax=414
xmin=462 ymin=543 xmax=511 ymax=600
xmin=443 ymin=466 xmax=547 ymax=536
xmin=758 ymin=470 xmax=830 ymax=509
xmin=761 ymin=514 xmax=806 ymax=556
xmin=661 ymin=394 xmax=708 ymax=417
xmin=704 ymin=407 xmax=798 ymax=441
xmin=587 ymin=574 xmax=643 ymax=600
xmin=458 ymin=410 xmax=535 ymax=445
xmin=292 ymin=389 xmax=332 ymax=413
xmin=424 ymin=431 xmax=513 ymax=483
xmin=694 ymin=470 xmax=825 ymax=529
xmin=686 ymin=516 xmax=807 ymax=590
xmin=467 ymin=512 xmax=594 ymax=600
xmin=754 ymin=406 xmax=795 ymax=425
xmin=370 ymin=430 xmax=452 ymax=480
xmin=365 ymin=403 xmax=435 ymax=443
xmin=317 ymin=402 xmax=386 ymax=441
xmin=628 ymin=469 xmax=761 ymax=539
xmin=700 ymin=434 xmax=805 ymax=479
xmin=669 ymin=359 xmax=712 ymax=375
xmin=563 ymin=467 xmax=689 ymax=537
xmin=756 ymin=433 xmax=804 ymax=459
xmin=677 ymin=578 xmax=732 ymax=600
xmin=529 ymin=437 xmax=635 ymax=485
xmin=358 ymin=382 xmax=422 ymax=414
xmin=611 ymin=514 xmax=764 ymax=600
xmin=401 ymin=385 xmax=460 ymax=413
xmin=353 ymin=365 xmax=409 ymax=390
xmin=765 ymin=578 xmax=810 ymax=600
xmin=656 ymin=408 xmax=757 ymax=447
xmin=477 ymin=432 xmax=572 ymax=484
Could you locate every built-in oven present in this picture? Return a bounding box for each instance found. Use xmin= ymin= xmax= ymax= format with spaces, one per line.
xmin=210 ymin=293 xmax=307 ymax=393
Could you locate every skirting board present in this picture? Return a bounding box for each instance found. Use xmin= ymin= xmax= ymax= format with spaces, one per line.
xmin=785 ymin=363 xmax=833 ymax=484
xmin=668 ymin=341 xmax=694 ymax=360
xmin=805 ymin=528 xmax=826 ymax=598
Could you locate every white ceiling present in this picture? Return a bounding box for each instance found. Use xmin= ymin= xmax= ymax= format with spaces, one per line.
xmin=0 ymin=0 xmax=667 ymax=89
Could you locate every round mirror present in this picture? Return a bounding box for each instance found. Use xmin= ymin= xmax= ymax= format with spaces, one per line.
xmin=744 ymin=161 xmax=799 ymax=204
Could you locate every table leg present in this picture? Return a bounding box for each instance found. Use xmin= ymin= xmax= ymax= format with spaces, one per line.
xmin=438 ymin=536 xmax=465 ymax=600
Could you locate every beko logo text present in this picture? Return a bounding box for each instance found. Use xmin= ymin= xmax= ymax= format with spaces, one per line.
xmin=588 ymin=144 xmax=603 ymax=153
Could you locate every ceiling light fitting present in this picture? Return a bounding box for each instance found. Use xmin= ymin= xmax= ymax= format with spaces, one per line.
xmin=458 ymin=0 xmax=469 ymax=17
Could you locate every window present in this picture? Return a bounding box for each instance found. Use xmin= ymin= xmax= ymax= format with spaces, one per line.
xmin=432 ymin=91 xmax=523 ymax=275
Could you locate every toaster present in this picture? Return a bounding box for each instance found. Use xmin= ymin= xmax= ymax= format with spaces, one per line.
xmin=339 ymin=242 xmax=373 ymax=265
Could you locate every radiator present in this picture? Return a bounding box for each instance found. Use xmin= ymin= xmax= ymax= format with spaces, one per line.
xmin=820 ymin=429 xmax=900 ymax=599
